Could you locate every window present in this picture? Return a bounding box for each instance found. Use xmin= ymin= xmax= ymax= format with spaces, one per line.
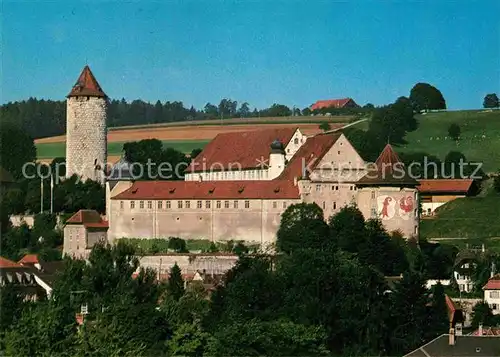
xmin=224 ymin=200 xmax=230 ymax=208
xmin=350 ymin=186 xmax=353 ymax=191
xmin=158 ymin=201 xmax=163 ymax=209
xmin=120 ymin=201 xmax=124 ymax=209
xmin=147 ymin=201 xmax=152 ymax=209
xmin=245 ymin=200 xmax=250 ymax=208
xmin=322 ymin=201 xmax=326 ymax=209
xmin=178 ymin=201 xmax=183 ymax=209
xmin=294 ymin=138 xmax=299 ymax=144
xmin=331 ymin=185 xmax=335 ymax=190
xmin=338 ymin=151 xmax=340 ymax=155
xmin=283 ymin=202 xmax=287 ymax=209
xmin=414 ymin=226 xmax=418 ymax=235
xmin=224 ymin=172 xmax=228 ymax=179
xmin=371 ymin=191 xmax=376 ymax=199
xmin=490 ymin=291 xmax=500 ymax=299
xmin=206 ymin=201 xmax=211 ymax=209
xmin=139 ymin=201 xmax=144 ymax=209
xmin=185 ymin=201 xmax=190 ymax=209
xmin=333 ymin=202 xmax=337 ymax=209
xmin=335 ymin=186 xmax=339 ymax=190
xmin=234 ymin=200 xmax=239 ymax=209
xmin=273 ymin=201 xmax=277 ymax=209
xmin=197 ymin=200 xmax=202 ymax=208
xmin=371 ymin=208 xmax=377 ymax=218
xmin=492 ymin=304 xmax=498 ymax=310
xmin=166 ymin=200 xmax=171 ymax=209
xmin=130 ymin=201 xmax=135 ymax=209
xmin=216 ymin=201 xmax=221 ymax=208
xmin=316 ymin=184 xmax=321 ymax=192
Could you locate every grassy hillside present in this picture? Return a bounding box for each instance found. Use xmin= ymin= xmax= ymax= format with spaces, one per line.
xmin=420 ymin=193 xmax=500 ymax=239
xmin=36 ymin=140 xmax=209 ymax=159
xmin=398 ymin=110 xmax=500 ymax=172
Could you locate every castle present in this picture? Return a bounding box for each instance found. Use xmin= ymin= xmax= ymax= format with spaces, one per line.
xmin=63 ymin=66 xmax=420 ymax=257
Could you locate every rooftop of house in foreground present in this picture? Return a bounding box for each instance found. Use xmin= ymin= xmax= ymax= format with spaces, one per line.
xmin=404 ymin=334 xmax=500 ymax=357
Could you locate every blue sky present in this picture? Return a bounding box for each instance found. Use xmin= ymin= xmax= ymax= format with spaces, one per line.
xmin=2 ymin=0 xmax=499 ymax=110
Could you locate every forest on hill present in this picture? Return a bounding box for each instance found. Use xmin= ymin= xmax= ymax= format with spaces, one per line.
xmin=0 ymin=98 xmax=364 ymax=140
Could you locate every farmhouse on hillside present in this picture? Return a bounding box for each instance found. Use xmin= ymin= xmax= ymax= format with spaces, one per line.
xmin=310 ymin=98 xmax=359 ymax=111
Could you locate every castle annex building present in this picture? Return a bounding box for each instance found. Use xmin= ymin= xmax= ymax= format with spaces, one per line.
xmin=63 ymin=66 xmax=420 ymax=257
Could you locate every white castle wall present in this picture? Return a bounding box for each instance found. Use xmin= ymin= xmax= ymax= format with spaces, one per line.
xmin=66 ymin=96 xmax=107 ymax=184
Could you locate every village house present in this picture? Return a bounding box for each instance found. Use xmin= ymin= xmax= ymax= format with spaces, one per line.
xmin=483 ymin=273 xmax=500 ymax=314
xmin=418 ymin=179 xmax=476 ymax=216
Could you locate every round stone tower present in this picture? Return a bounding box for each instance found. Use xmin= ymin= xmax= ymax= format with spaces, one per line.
xmin=66 ymin=65 xmax=108 ymax=184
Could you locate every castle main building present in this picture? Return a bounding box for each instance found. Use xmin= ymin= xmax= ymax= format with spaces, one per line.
xmin=63 ymin=66 xmax=420 ymax=257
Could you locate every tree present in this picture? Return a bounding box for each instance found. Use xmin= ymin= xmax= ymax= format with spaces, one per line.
xmin=494 ymin=171 xmax=500 ymax=193
xmin=426 ymin=283 xmax=449 ymax=340
xmin=302 ymin=107 xmax=312 ymax=116
xmin=471 ymin=301 xmax=498 ymax=328
xmin=363 ymin=103 xmax=375 ymax=109
xmin=205 ymin=319 xmax=330 ymax=356
xmin=204 ymin=103 xmax=218 ymax=118
xmin=276 ymin=203 xmax=330 ymax=253
xmin=448 ymin=123 xmax=461 ymax=142
xmin=483 ymin=93 xmax=499 ymax=108
xmin=168 ymin=263 xmax=185 ymax=301
xmin=319 ymin=122 xmax=331 ymax=132
xmin=410 ymin=83 xmax=446 ymax=112
xmin=0 ymin=122 xmax=36 ymax=180
xmin=388 ymin=271 xmax=429 ymax=355
xmin=166 ymin=322 xmax=211 ymax=356
xmin=238 ymin=102 xmax=250 ymax=117
xmin=328 ymin=205 xmax=366 ymax=253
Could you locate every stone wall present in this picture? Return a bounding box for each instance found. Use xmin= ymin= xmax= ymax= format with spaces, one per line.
xmin=66 ymin=96 xmax=107 ymax=184
xmin=138 ymin=253 xmax=239 ymax=275
xmin=108 ymin=197 xmax=301 ymax=245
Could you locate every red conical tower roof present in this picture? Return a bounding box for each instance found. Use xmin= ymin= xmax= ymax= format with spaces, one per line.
xmin=357 ymin=144 xmax=418 ymax=186
xmin=67 ymin=65 xmax=107 ymax=98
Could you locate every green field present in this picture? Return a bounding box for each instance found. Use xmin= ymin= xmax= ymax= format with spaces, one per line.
xmin=107 ymin=115 xmax=355 ymax=131
xmin=36 ymin=140 xmax=209 ymax=159
xmin=398 ymin=110 xmax=500 ymax=172
xmin=420 ymin=193 xmax=500 ymax=239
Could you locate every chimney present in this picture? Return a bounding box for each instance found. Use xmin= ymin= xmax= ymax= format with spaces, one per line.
xmin=449 ymin=328 xmax=455 ymax=345
xmin=478 ymin=324 xmax=483 ymax=336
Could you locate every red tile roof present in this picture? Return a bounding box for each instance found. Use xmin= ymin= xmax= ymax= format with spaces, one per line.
xmin=469 ymin=327 xmax=500 ymax=336
xmin=18 ymin=254 xmax=40 ymax=265
xmin=417 ymin=179 xmax=474 ymax=194
xmin=0 ymin=257 xmax=22 ymax=268
xmin=483 ymin=274 xmax=500 ymax=290
xmin=112 ymin=180 xmax=300 ymax=200
xmin=310 ymin=98 xmax=355 ymax=110
xmin=277 ymin=133 xmax=342 ymax=180
xmin=185 ymin=128 xmax=297 ymax=173
xmin=357 ymin=144 xmax=418 ymax=186
xmin=67 ymin=65 xmax=107 ymax=98
xmin=66 ymin=210 xmax=109 ymax=229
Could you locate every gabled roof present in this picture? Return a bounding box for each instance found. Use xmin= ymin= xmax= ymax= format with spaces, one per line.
xmin=67 ymin=65 xmax=107 ymax=98
xmin=18 ymin=254 xmax=40 ymax=265
xmin=65 ymin=210 xmax=108 ymax=229
xmin=404 ymin=335 xmax=500 ymax=357
xmin=112 ymin=180 xmax=300 ymax=200
xmin=357 ymin=144 xmax=418 ymax=186
xmin=185 ymin=128 xmax=297 ymax=173
xmin=310 ymin=98 xmax=355 ymax=110
xmin=483 ymin=274 xmax=500 ymax=290
xmin=107 ymin=157 xmax=135 ymax=181
xmin=417 ymin=179 xmax=474 ymax=194
xmin=0 ymin=257 xmax=22 ymax=269
xmin=277 ymin=133 xmax=342 ymax=180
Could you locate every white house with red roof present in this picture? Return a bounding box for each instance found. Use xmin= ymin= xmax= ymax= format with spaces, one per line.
xmin=418 ymin=179 xmax=475 ymax=216
xmin=483 ymin=273 xmax=500 ymax=315
xmin=63 ymin=210 xmax=108 ymax=259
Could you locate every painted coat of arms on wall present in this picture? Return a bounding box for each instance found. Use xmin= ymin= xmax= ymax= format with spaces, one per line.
xmin=377 ymin=195 xmax=396 ymax=220
xmin=398 ymin=195 xmax=414 ymax=220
